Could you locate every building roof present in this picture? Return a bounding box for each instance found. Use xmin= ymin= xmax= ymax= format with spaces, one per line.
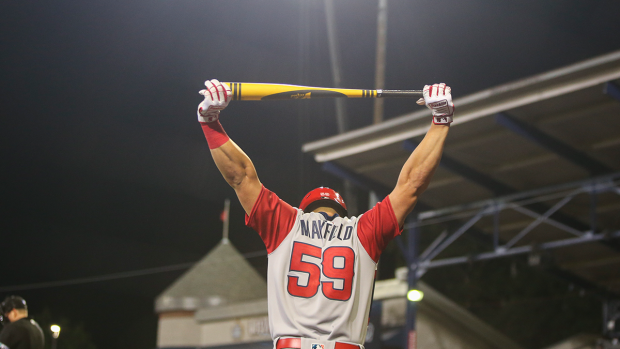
xmin=155 ymin=240 xmax=267 ymax=313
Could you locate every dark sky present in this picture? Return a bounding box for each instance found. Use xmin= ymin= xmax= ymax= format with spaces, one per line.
xmin=2 ymin=1 xmax=620 ymax=348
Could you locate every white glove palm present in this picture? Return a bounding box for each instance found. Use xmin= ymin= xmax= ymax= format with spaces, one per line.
xmin=416 ymin=83 xmax=454 ymax=125
xmin=197 ymin=79 xmax=232 ymax=123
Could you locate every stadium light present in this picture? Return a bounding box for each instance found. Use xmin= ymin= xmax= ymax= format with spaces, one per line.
xmin=51 ymin=324 xmax=61 ymax=338
xmin=407 ymin=289 xmax=424 ymax=302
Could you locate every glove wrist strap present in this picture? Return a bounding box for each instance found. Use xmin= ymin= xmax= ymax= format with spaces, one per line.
xmin=432 ymin=115 xmax=453 ymax=125
xmin=200 ymin=120 xmax=230 ymax=149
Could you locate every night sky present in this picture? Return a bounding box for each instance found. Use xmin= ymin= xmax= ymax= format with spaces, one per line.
xmin=2 ymin=1 xmax=620 ymax=348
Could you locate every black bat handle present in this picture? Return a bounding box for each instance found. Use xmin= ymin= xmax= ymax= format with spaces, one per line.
xmin=377 ymin=89 xmax=423 ymax=97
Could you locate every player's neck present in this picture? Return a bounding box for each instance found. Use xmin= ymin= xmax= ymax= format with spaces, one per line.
xmin=313 ymin=207 xmax=340 ymax=221
xmin=312 ymin=207 xmax=338 ymax=216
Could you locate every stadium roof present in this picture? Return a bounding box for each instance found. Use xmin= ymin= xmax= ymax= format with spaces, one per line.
xmin=303 ymin=50 xmax=620 ymax=295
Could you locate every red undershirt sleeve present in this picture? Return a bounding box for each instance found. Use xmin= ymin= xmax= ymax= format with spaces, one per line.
xmin=357 ymin=195 xmax=403 ymax=263
xmin=245 ymin=185 xmax=298 ymax=254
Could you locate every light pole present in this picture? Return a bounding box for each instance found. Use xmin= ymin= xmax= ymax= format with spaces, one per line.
xmin=50 ymin=325 xmax=61 ymax=349
xmin=405 ymin=217 xmax=421 ymax=349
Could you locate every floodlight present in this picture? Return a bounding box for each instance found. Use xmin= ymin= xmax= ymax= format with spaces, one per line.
xmin=51 ymin=325 xmax=61 ymax=338
xmin=407 ymin=289 xmax=424 ymax=302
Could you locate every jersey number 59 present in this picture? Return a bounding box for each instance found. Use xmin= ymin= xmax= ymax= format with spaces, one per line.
xmin=287 ymin=242 xmax=355 ymax=301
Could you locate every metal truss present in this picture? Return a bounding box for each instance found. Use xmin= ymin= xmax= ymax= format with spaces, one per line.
xmin=408 ymin=172 xmax=620 ymax=278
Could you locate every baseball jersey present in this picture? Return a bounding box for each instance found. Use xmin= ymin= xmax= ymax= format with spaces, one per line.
xmin=246 ymin=186 xmax=402 ymax=344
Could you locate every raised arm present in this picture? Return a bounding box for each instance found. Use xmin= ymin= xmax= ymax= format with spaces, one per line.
xmin=198 ymin=79 xmax=262 ymax=215
xmin=388 ymin=83 xmax=454 ymax=226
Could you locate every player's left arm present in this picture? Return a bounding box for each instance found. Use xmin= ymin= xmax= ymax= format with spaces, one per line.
xmin=388 ymin=83 xmax=454 ymax=227
xmin=197 ymin=79 xmax=262 ymax=215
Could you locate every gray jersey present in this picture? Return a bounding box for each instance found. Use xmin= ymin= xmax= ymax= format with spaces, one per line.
xmin=246 ymin=187 xmax=401 ymax=344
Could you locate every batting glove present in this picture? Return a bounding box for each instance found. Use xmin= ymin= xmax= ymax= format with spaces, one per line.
xmin=416 ymin=83 xmax=454 ymax=125
xmin=197 ymin=79 xmax=232 ymax=123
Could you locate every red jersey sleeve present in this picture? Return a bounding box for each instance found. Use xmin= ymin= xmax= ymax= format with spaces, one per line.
xmin=245 ymin=185 xmax=299 ymax=254
xmin=357 ymin=195 xmax=403 ymax=263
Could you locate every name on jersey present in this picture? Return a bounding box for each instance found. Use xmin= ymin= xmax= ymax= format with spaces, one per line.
xmin=299 ymin=219 xmax=353 ymax=241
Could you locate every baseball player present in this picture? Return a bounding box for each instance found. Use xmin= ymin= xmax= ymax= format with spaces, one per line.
xmin=198 ymin=79 xmax=453 ymax=349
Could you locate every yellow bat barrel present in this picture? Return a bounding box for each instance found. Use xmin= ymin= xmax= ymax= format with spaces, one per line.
xmin=224 ymin=82 xmax=376 ymax=100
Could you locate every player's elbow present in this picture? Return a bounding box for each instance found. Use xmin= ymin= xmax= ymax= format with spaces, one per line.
xmin=227 ymin=166 xmax=258 ymax=190
xmin=400 ymin=181 xmax=428 ymax=201
xmin=400 ymin=169 xmax=433 ymax=196
xmin=390 ymin=180 xmax=424 ymax=224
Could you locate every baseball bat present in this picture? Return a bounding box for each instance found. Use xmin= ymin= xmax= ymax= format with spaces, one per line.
xmin=223 ymin=82 xmax=422 ymax=101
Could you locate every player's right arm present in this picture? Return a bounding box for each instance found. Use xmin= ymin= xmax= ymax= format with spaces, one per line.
xmin=388 ymin=83 xmax=454 ymax=227
xmin=198 ymin=79 xmax=262 ymax=215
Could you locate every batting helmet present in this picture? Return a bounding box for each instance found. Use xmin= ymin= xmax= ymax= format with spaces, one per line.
xmin=299 ymin=187 xmax=347 ymax=218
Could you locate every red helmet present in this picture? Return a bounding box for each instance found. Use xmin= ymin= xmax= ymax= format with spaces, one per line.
xmin=299 ymin=187 xmax=347 ymax=217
